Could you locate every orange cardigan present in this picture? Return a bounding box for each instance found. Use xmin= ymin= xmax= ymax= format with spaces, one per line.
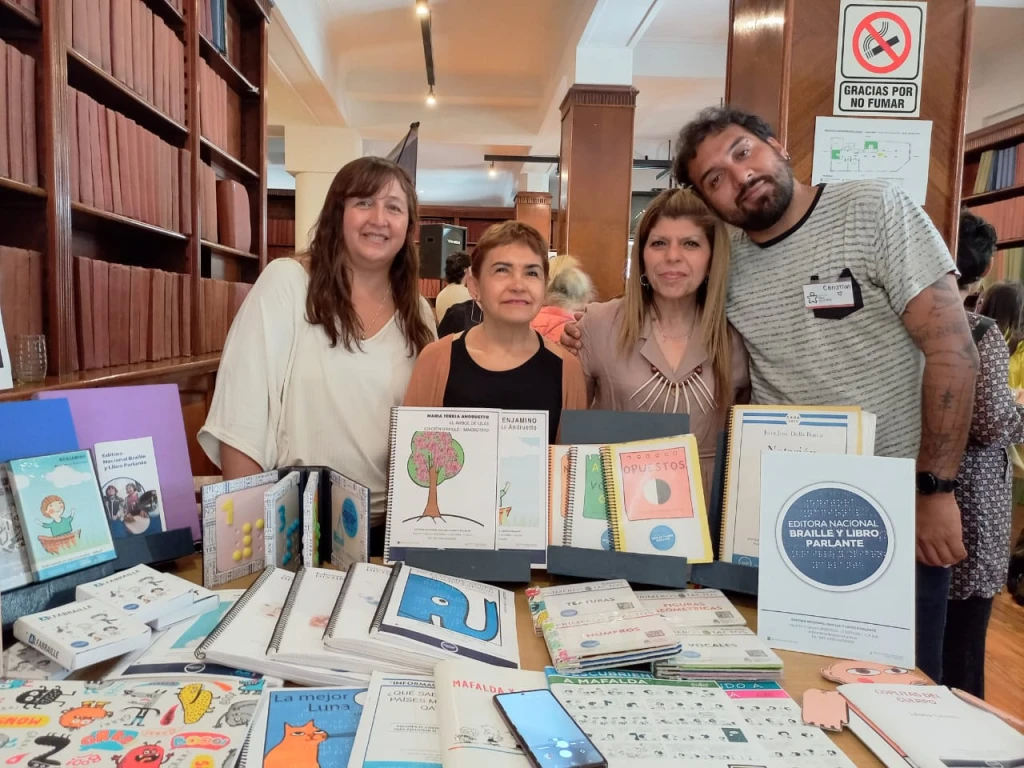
xmin=403 ymin=333 xmax=590 ymax=423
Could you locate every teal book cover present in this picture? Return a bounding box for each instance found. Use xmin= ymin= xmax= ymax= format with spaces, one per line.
xmin=7 ymin=450 xmax=117 ymax=580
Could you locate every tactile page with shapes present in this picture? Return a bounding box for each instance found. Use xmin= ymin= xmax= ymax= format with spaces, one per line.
xmin=201 ymin=471 xmax=278 ymax=588
xmin=93 ymin=436 xmax=166 ymax=537
xmin=329 ymin=469 xmax=369 ymax=570
xmin=264 ymin=471 xmax=302 ymax=571
xmin=495 ymin=410 xmax=548 ymax=565
xmin=563 ymin=445 xmax=612 ymax=550
xmin=384 ymin=407 xmax=500 ymax=563
xmin=7 ymin=450 xmax=116 ymax=580
xmin=0 ymin=466 xmax=34 ymax=591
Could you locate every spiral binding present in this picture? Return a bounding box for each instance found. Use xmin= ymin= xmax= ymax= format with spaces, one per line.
xmin=195 ymin=566 xmax=276 ymax=660
xmin=267 ymin=566 xmax=306 ymax=654
xmin=718 ymin=406 xmax=739 ymax=560
xmin=324 ymin=564 xmax=360 ymax=641
xmin=369 ymin=562 xmax=403 ymax=633
xmin=562 ymin=447 xmax=579 ymax=547
xmin=382 ymin=407 xmax=402 ymax=563
xmin=600 ymin=445 xmax=624 ymax=552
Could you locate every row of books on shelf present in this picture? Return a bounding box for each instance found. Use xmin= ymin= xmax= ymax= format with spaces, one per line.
xmin=0 ymin=39 xmax=38 ymax=187
xmin=200 ymin=164 xmax=252 ymax=251
xmin=969 ymin=197 xmax=1024 ymax=243
xmin=418 ymin=277 xmax=443 ymax=299
xmin=0 ymin=247 xmax=44 ymax=352
xmin=69 ymin=86 xmax=190 ymax=234
xmin=986 ymin=247 xmax=1024 ymax=285
xmin=200 ymin=0 xmax=229 ymax=53
xmin=67 ymin=0 xmax=186 ymax=125
xmin=200 ymin=276 xmax=251 ymax=353
xmin=199 ymin=58 xmax=238 ymax=154
xmin=972 ymin=141 xmax=1024 ymax=194
xmin=267 ymin=216 xmax=295 ymax=246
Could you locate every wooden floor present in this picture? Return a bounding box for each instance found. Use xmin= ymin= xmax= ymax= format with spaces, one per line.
xmin=984 ymin=503 xmax=1024 ymax=715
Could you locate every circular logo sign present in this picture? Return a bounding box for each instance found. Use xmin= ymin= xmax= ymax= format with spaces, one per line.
xmin=649 ymin=525 xmax=676 ymax=551
xmin=580 ymin=640 xmax=600 ymax=649
xmin=600 ymin=529 xmax=612 ymax=551
xmin=124 ymin=603 xmax=140 ymax=611
xmin=71 ymin=640 xmax=89 ymax=648
xmin=560 ymin=609 xmax=578 ymax=618
xmin=342 ymin=498 xmax=359 ymax=538
xmin=440 ymin=641 xmax=459 ymax=654
xmin=681 ymin=650 xmax=701 ymax=659
xmin=775 ymin=482 xmax=893 ymax=592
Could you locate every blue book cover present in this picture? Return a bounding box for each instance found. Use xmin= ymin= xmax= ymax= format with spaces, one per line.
xmin=7 ymin=450 xmax=117 ymax=580
xmin=0 ymin=399 xmax=78 ymax=464
xmin=252 ymin=687 xmax=366 ymax=768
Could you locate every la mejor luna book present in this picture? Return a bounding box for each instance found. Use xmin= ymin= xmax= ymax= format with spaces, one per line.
xmin=7 ymin=450 xmax=116 ymax=580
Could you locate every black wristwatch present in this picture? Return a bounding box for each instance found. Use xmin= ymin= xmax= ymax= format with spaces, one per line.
xmin=916 ymin=472 xmax=960 ymax=495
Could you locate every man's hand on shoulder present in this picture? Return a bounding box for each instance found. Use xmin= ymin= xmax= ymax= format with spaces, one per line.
xmin=915 ymin=493 xmax=967 ymax=567
xmin=560 ymin=311 xmax=585 ymax=356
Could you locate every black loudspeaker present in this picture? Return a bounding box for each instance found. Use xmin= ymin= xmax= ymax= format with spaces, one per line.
xmin=419 ymin=224 xmax=467 ymax=279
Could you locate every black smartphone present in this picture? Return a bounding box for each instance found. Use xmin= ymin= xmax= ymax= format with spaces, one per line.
xmin=493 ymin=689 xmax=607 ymax=768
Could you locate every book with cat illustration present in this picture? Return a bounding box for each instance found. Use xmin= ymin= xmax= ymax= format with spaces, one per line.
xmin=13 ymin=597 xmax=152 ymax=670
xmin=601 ymin=434 xmax=713 ymax=562
xmin=435 ymin=658 xmax=546 ymax=768
xmin=75 ymin=562 xmax=197 ymax=625
xmin=7 ymin=450 xmax=117 ymax=581
xmin=347 ymin=672 xmax=440 ymax=768
xmin=720 ymin=405 xmax=875 ymax=566
xmin=264 ymin=471 xmax=302 ymax=571
xmin=371 ymin=562 xmax=520 ymax=670
xmin=93 ymin=435 xmax=166 ymax=537
xmin=242 ymin=685 xmax=367 ymax=768
xmin=201 ymin=470 xmax=280 ymax=587
xmin=562 ymin=444 xmax=611 ymax=550
xmin=2 ymin=641 xmax=72 ymax=680
xmin=0 ymin=465 xmax=35 ymax=591
xmin=0 ymin=676 xmax=263 ymax=768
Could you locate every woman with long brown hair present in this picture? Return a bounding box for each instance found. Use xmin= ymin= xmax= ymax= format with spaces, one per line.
xmin=564 ymin=187 xmax=749 ymax=492
xmin=199 ymin=157 xmax=436 ymax=540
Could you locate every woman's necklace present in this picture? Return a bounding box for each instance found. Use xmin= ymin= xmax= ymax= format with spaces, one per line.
xmin=654 ymin=305 xmax=698 ymax=342
xmin=362 ymin=286 xmax=392 ymax=340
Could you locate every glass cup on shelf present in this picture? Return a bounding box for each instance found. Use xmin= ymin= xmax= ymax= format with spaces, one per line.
xmin=13 ymin=334 xmax=47 ymax=384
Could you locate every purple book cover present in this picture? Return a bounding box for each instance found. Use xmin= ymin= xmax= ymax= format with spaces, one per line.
xmin=36 ymin=385 xmax=199 ymax=541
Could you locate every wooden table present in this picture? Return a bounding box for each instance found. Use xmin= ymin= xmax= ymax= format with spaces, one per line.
xmin=164 ymin=555 xmax=883 ymax=767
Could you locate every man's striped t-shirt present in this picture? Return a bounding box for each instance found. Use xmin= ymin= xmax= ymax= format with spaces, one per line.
xmin=725 ymin=180 xmax=956 ymax=460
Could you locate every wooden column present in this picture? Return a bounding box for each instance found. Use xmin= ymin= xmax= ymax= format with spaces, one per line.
xmin=726 ymin=0 xmax=973 ymax=249
xmin=514 ymin=192 xmax=553 ymax=249
xmin=557 ymin=84 xmax=637 ymax=300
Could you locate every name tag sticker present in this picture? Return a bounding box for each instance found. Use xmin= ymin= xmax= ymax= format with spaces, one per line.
xmin=803 ymin=280 xmax=854 ymax=309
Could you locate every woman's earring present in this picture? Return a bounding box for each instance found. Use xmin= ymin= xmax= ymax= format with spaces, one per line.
xmin=639 ymin=274 xmax=651 ymax=289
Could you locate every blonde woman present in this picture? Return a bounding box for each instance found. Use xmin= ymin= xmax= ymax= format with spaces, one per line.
xmin=531 ymin=255 xmax=596 ymax=343
xmin=564 ymin=187 xmax=749 ymax=491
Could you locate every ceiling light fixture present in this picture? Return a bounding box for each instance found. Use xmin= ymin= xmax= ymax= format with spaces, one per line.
xmin=426 ymin=86 xmax=436 ymax=106
xmin=415 ymin=0 xmax=429 ymax=17
xmin=488 ymin=161 xmax=497 ymax=178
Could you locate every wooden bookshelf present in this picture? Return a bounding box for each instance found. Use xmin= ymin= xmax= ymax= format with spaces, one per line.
xmin=0 ymin=0 xmax=270 ymax=399
xmin=962 ymin=182 xmax=1024 ymax=208
xmin=997 ymin=237 xmax=1024 ymax=251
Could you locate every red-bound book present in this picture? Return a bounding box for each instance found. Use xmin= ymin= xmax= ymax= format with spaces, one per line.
xmin=122 ymin=0 xmax=134 ymax=91
xmin=0 ymin=40 xmax=9 ymax=180
xmin=180 ymin=273 xmax=191 ymax=357
xmin=108 ymin=263 xmax=131 ymax=366
xmin=76 ymin=90 xmax=94 ymax=206
xmin=130 ymin=0 xmax=144 ymax=98
xmin=149 ymin=269 xmax=165 ymax=361
xmin=179 ymin=148 xmax=192 ymax=234
xmin=98 ymin=0 xmax=112 ymax=73
xmin=147 ymin=131 xmax=158 ymax=226
xmin=63 ymin=0 xmax=72 ymax=54
xmin=169 ymin=144 xmax=179 ymax=232
xmin=73 ymin=257 xmax=95 ymax=370
xmin=86 ymin=0 xmax=102 ymax=66
xmin=128 ymin=266 xmax=149 ymax=363
xmin=144 ymin=6 xmax=154 ymax=105
xmin=26 ymin=249 xmax=43 ymax=337
xmin=106 ymin=109 xmax=122 ymax=215
xmin=217 ymin=179 xmax=252 ymax=253
xmin=91 ymin=258 xmax=110 ymax=369
xmin=87 ymin=97 xmax=107 ymax=211
xmin=201 ymin=278 xmax=212 ymax=354
xmin=72 ymin=0 xmax=89 ymax=58
xmin=164 ymin=268 xmax=174 ymax=356
xmin=127 ymin=120 xmax=143 ymax=223
xmin=170 ymin=274 xmax=180 ymax=358
xmin=96 ymin=104 xmax=114 ymax=213
xmin=67 ymin=89 xmax=79 ymax=201
xmin=7 ymin=46 xmax=23 ymax=183
xmin=21 ymin=52 xmax=36 ymax=187
xmin=110 ymin=0 xmax=126 ymax=84
xmin=115 ymin=112 xmax=132 ymax=218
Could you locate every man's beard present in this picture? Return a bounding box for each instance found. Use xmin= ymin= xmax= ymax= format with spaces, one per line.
xmin=726 ymin=164 xmax=794 ymax=233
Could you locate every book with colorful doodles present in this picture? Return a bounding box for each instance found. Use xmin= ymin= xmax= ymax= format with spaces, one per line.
xmin=13 ymin=597 xmax=152 ymax=670
xmin=601 ymin=435 xmax=712 ymax=562
xmin=6 ymin=450 xmax=117 ymax=581
xmin=264 ymin=471 xmax=302 ymax=571
xmin=0 ymin=676 xmax=266 ymax=768
xmin=0 ymin=465 xmax=35 ymax=591
xmin=243 ymin=685 xmax=367 ymax=768
xmin=201 ymin=471 xmax=278 ymax=588
xmin=76 ymin=563 xmax=197 ymax=625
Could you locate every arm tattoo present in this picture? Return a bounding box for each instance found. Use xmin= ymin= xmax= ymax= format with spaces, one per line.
xmin=902 ymin=275 xmax=979 ymax=477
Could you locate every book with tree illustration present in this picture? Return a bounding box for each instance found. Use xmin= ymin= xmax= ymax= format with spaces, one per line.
xmin=384 ymin=407 xmax=501 ymax=562
xmin=6 ymin=450 xmax=117 ymax=580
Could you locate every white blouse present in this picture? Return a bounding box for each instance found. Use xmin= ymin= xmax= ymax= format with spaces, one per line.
xmin=198 ymin=258 xmax=436 ymax=525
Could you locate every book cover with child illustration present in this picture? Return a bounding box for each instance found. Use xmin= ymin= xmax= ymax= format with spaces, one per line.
xmin=6 ymin=450 xmax=117 ymax=580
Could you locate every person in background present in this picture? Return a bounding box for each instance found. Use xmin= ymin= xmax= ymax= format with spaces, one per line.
xmin=199 ymin=157 xmax=436 ymax=555
xmin=404 ymin=221 xmax=587 ymax=443
xmin=531 ymin=255 xmax=596 ymax=344
xmin=434 ymin=250 xmax=472 ymax=323
xmin=943 ymin=210 xmax=1024 ymax=698
xmin=978 ymin=281 xmax=1024 ymax=391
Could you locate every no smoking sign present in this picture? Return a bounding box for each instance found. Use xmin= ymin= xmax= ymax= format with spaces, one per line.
xmin=834 ymin=1 xmax=927 ymax=117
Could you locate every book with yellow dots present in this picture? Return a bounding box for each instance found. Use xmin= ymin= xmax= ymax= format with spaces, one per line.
xmin=200 ymin=469 xmax=278 ymax=588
